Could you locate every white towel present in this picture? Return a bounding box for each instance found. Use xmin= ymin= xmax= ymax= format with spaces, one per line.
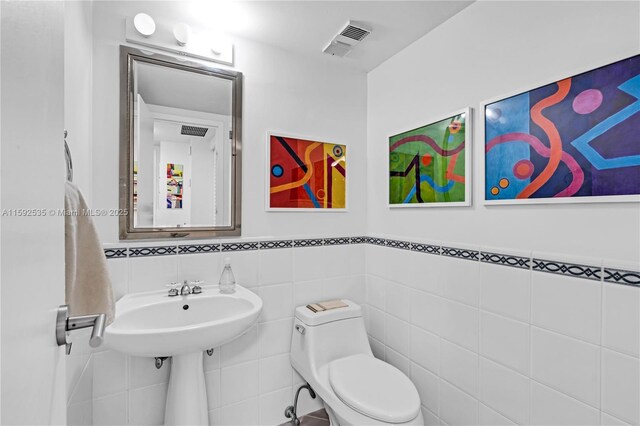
xmin=65 ymin=182 xmax=114 ymax=324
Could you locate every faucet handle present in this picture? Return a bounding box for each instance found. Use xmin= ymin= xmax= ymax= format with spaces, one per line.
xmin=166 ymin=282 xmax=180 ymax=297
xmin=190 ymin=280 xmax=203 ymax=294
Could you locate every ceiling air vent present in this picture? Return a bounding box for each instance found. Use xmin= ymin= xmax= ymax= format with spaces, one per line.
xmin=181 ymin=125 xmax=208 ymax=137
xmin=323 ymin=21 xmax=371 ymax=57
xmin=339 ymin=24 xmax=370 ymax=43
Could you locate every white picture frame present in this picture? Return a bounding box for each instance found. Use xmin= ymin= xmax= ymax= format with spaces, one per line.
xmin=388 ymin=106 xmax=473 ymax=208
xmin=480 ymin=54 xmax=640 ymax=205
xmin=265 ymin=131 xmax=348 ymax=212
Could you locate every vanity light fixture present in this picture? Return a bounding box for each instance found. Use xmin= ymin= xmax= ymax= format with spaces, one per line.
xmin=125 ymin=17 xmax=234 ymax=65
xmin=133 ymin=13 xmax=156 ymax=38
xmin=173 ymin=23 xmax=191 ymax=46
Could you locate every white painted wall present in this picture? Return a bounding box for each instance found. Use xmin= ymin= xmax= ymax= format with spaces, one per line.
xmin=90 ymin=1 xmax=368 ymax=244
xmin=64 ymin=0 xmax=93 ymax=205
xmin=136 ymin=94 xmax=155 ymax=227
xmin=367 ymin=0 xmax=640 ymax=263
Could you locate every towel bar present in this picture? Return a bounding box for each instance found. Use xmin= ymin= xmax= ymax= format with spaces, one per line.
xmin=55 ymin=304 xmax=106 ymax=355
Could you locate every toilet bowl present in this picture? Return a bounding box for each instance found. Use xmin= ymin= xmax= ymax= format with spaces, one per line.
xmin=290 ymin=300 xmax=424 ymax=425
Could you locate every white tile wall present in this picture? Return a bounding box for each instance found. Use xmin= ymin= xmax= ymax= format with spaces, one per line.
xmin=531 ymin=269 xmax=602 ymax=344
xmin=365 ymin=242 xmax=640 ymax=426
xmin=80 ymin=243 xmax=365 ymax=426
xmin=601 ymin=349 xmax=640 ymax=425
xmin=602 ymin=282 xmax=640 ymax=357
xmin=74 ymin=240 xmax=639 ymax=426
xmin=530 ymin=327 xmax=600 ymax=408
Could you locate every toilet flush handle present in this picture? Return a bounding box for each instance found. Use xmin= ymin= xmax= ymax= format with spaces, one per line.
xmin=295 ymin=324 xmax=305 ymax=335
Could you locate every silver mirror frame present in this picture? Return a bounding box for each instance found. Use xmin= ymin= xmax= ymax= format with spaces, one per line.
xmin=119 ymin=46 xmax=242 ymax=240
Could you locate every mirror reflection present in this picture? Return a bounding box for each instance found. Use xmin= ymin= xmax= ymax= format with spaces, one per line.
xmin=130 ymin=58 xmax=234 ymax=230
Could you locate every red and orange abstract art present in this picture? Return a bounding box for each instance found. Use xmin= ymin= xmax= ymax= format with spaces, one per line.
xmin=269 ymin=134 xmax=346 ymax=209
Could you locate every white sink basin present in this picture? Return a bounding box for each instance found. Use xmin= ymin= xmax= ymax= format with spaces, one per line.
xmin=106 ymin=285 xmax=262 ymax=357
xmin=105 ymin=284 xmax=263 ymax=426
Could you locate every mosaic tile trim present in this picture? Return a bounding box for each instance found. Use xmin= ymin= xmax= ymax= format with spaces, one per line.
xmin=350 ymin=236 xmax=367 ymax=244
xmin=602 ymin=268 xmax=640 ymax=287
xmin=323 ymin=237 xmax=350 ymax=246
xmin=411 ymin=243 xmax=440 ymax=255
xmin=105 ymin=235 xmax=639 ymax=288
xmin=178 ymin=244 xmax=220 ymax=254
xmin=222 ymin=242 xmax=259 ymax=252
xmin=260 ymin=240 xmax=293 ymax=250
xmin=481 ymin=252 xmax=530 ymax=270
xmin=532 ymin=259 xmax=602 ymax=281
xmin=104 ymin=248 xmax=127 ymax=259
xmin=442 ymin=246 xmax=480 ymax=261
xmin=386 ymin=239 xmax=411 ymax=250
xmin=293 ymin=238 xmax=324 ymax=248
xmin=367 ymin=237 xmax=387 ymax=246
xmin=129 ymin=246 xmax=177 ymax=257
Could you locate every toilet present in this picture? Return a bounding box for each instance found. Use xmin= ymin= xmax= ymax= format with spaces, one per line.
xmin=290 ymin=300 xmax=424 ymax=425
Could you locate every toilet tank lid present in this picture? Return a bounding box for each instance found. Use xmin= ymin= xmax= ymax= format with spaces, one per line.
xmin=295 ymin=299 xmax=362 ymax=326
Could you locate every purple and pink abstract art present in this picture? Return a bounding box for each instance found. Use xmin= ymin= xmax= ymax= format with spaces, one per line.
xmin=485 ymin=54 xmax=640 ymax=202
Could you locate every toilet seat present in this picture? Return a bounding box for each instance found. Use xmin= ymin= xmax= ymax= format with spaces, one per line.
xmin=328 ymin=354 xmax=421 ymax=424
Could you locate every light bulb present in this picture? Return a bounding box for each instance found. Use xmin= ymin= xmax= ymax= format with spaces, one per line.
xmin=133 ymin=13 xmax=156 ymax=38
xmin=173 ymin=23 xmax=191 ymax=46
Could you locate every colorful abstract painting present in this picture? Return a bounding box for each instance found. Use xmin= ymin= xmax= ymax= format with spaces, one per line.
xmin=166 ymin=163 xmax=183 ymax=209
xmin=389 ymin=108 xmax=471 ymax=206
xmin=485 ymin=54 xmax=640 ymax=204
xmin=268 ymin=134 xmax=346 ymax=209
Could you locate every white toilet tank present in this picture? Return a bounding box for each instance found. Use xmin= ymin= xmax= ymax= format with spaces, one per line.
xmin=290 ymin=300 xmax=373 ymax=379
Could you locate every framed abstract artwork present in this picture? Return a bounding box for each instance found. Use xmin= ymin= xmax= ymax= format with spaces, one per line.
xmin=166 ymin=163 xmax=183 ymax=209
xmin=388 ymin=107 xmax=472 ymax=207
xmin=266 ymin=132 xmax=347 ymax=211
xmin=482 ymin=54 xmax=640 ymax=204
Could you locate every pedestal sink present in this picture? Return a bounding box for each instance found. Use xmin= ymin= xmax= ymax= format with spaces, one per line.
xmin=105 ymin=285 xmax=262 ymax=426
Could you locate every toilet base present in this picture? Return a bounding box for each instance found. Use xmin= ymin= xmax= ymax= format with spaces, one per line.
xmin=323 ymin=404 xmax=339 ymax=426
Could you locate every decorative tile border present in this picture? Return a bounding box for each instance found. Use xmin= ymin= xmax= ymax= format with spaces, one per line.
xmin=324 ymin=237 xmax=350 ymax=246
xmin=411 ymin=243 xmax=440 ymax=255
xmin=129 ymin=246 xmax=177 ymax=257
xmin=260 ymin=240 xmax=293 ymax=250
xmin=293 ymin=238 xmax=324 ymax=248
xmin=603 ymin=268 xmax=640 ymax=287
xmin=104 ymin=247 xmax=127 ymax=259
xmin=104 ymin=235 xmax=639 ymax=288
xmin=367 ymin=237 xmax=387 ymax=246
xmin=178 ymin=243 xmax=220 ymax=254
xmin=387 ymin=239 xmax=411 ymax=250
xmin=532 ymin=258 xmax=602 ymax=281
xmin=222 ymin=242 xmax=259 ymax=252
xmin=442 ymin=246 xmax=480 ymax=261
xmin=481 ymin=252 xmax=530 ymax=270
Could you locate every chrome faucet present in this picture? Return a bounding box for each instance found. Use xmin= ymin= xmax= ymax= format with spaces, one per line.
xmin=180 ymin=280 xmax=192 ymax=295
xmin=168 ymin=280 xmax=203 ymax=297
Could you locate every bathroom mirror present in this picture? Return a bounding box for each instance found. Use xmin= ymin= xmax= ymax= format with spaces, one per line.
xmin=120 ymin=46 xmax=242 ymax=239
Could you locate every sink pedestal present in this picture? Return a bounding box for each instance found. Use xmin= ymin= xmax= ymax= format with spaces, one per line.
xmin=164 ymin=351 xmax=208 ymax=426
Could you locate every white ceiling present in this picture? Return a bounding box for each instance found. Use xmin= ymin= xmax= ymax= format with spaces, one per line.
xmin=137 ymin=60 xmax=233 ymax=115
xmin=143 ymin=1 xmax=474 ymax=72
xmin=230 ymin=1 xmax=474 ymax=71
